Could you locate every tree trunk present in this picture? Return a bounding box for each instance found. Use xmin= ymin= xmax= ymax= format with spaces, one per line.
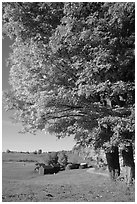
xmin=105 ymin=145 xmax=120 ymax=180
xmin=121 ymin=142 xmax=135 ymax=186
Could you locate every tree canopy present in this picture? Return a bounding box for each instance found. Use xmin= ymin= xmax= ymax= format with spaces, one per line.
xmin=3 ymin=2 xmax=135 ymax=149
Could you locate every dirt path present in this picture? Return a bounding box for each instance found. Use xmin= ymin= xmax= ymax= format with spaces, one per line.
xmin=87 ymin=168 xmax=109 ymax=177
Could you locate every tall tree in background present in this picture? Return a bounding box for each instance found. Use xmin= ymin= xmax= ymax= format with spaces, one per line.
xmin=3 ymin=2 xmax=135 ymax=149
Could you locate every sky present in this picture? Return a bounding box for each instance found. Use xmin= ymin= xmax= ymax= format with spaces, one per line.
xmin=2 ymin=36 xmax=76 ymax=152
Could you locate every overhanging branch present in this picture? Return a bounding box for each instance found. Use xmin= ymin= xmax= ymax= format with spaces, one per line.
xmin=48 ymin=114 xmax=85 ymax=120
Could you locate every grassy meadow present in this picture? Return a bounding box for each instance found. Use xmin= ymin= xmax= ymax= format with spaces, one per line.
xmin=2 ymin=152 xmax=43 ymax=163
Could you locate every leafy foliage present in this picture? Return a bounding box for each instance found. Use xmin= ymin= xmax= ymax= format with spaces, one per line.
xmin=58 ymin=151 xmax=68 ymax=167
xmin=6 ymin=149 xmax=11 ymax=153
xmin=38 ymin=149 xmax=42 ymax=154
xmin=3 ymin=3 xmax=135 ymax=149
xmin=45 ymin=152 xmax=59 ymax=165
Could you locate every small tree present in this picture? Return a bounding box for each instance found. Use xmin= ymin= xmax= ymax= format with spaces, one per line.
xmin=33 ymin=150 xmax=37 ymax=154
xmin=38 ymin=149 xmax=42 ymax=154
xmin=58 ymin=152 xmax=68 ymax=167
xmin=6 ymin=149 xmax=10 ymax=153
xmin=42 ymin=152 xmax=59 ymax=165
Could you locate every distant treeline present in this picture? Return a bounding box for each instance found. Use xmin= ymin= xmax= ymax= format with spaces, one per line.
xmin=2 ymin=148 xmax=99 ymax=166
xmin=4 ymin=149 xmax=71 ymax=155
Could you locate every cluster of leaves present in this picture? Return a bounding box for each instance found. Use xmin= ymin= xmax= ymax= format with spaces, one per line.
xmin=41 ymin=152 xmax=58 ymax=165
xmin=39 ymin=151 xmax=68 ymax=166
xmin=58 ymin=151 xmax=68 ymax=167
xmin=3 ymin=2 xmax=135 ymax=149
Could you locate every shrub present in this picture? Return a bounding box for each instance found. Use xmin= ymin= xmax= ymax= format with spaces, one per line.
xmin=6 ymin=149 xmax=10 ymax=153
xmin=41 ymin=152 xmax=58 ymax=165
xmin=33 ymin=150 xmax=37 ymax=154
xmin=38 ymin=149 xmax=42 ymax=154
xmin=58 ymin=152 xmax=68 ymax=167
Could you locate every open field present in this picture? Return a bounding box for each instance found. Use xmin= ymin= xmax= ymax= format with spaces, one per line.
xmin=2 ymin=151 xmax=86 ymax=164
xmin=2 ymin=152 xmax=45 ymax=163
xmin=2 ymin=159 xmax=135 ymax=202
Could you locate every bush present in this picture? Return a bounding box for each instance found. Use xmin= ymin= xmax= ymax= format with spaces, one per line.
xmin=48 ymin=152 xmax=58 ymax=165
xmin=41 ymin=152 xmax=58 ymax=165
xmin=58 ymin=152 xmax=68 ymax=167
xmin=67 ymin=152 xmax=84 ymax=164
xmin=38 ymin=149 xmax=42 ymax=154
xmin=87 ymin=160 xmax=97 ymax=168
xmin=6 ymin=149 xmax=10 ymax=153
xmin=33 ymin=150 xmax=37 ymax=154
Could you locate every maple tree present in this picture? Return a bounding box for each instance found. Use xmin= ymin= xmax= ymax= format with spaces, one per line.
xmin=3 ymin=2 xmax=135 ymax=149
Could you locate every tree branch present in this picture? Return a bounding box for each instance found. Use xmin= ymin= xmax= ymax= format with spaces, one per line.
xmin=48 ymin=114 xmax=85 ymax=120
